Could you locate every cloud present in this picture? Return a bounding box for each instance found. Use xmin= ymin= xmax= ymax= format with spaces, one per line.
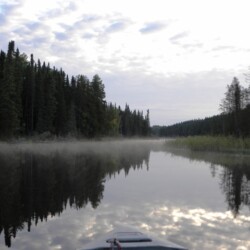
xmin=55 ymin=32 xmax=69 ymax=41
xmin=102 ymin=68 xmax=237 ymax=125
xmin=140 ymin=21 xmax=167 ymax=34
xmin=73 ymin=15 xmax=101 ymax=29
xmin=169 ymin=32 xmax=203 ymax=51
xmin=0 ymin=2 xmax=21 ymax=25
xmin=212 ymin=45 xmax=236 ymax=52
xmin=0 ymin=12 xmax=6 ymax=25
xmin=105 ymin=21 xmax=128 ymax=33
xmin=169 ymin=31 xmax=189 ymax=43
xmin=0 ymin=1 xmax=20 ymax=13
xmin=1 ymin=0 xmax=249 ymax=126
xmin=25 ymin=21 xmax=42 ymax=31
xmin=182 ymin=43 xmax=203 ymax=49
xmin=82 ymin=32 xmax=96 ymax=39
xmin=38 ymin=1 xmax=78 ymax=21
xmin=67 ymin=1 xmax=77 ymax=11
xmin=45 ymin=8 xmax=63 ymax=19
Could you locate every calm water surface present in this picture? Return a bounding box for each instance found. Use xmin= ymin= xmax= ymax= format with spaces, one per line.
xmin=0 ymin=140 xmax=249 ymax=250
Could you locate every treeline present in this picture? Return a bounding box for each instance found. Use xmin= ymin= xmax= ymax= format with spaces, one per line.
xmin=155 ymin=77 xmax=250 ymax=137
xmin=0 ymin=41 xmax=150 ymax=138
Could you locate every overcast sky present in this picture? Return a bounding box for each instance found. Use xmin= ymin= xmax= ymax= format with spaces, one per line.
xmin=1 ymin=0 xmax=250 ymax=125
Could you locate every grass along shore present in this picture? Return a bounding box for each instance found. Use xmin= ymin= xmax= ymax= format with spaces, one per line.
xmin=166 ymin=136 xmax=250 ymax=154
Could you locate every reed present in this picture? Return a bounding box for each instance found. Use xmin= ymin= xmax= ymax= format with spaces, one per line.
xmin=166 ymin=136 xmax=250 ymax=154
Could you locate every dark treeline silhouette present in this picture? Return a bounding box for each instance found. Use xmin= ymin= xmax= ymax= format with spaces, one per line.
xmin=154 ymin=77 xmax=250 ymax=137
xmin=0 ymin=41 xmax=150 ymax=138
xmin=166 ymin=148 xmax=250 ymax=217
xmin=0 ymin=143 xmax=150 ymax=247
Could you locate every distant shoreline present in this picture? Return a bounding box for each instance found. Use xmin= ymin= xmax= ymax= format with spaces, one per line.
xmin=165 ymin=136 xmax=250 ymax=154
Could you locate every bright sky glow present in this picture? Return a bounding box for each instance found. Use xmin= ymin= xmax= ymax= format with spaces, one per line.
xmin=1 ymin=0 xmax=250 ymax=125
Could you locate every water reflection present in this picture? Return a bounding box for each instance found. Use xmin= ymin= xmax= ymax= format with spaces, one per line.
xmin=166 ymin=148 xmax=250 ymax=217
xmin=1 ymin=140 xmax=250 ymax=249
xmin=0 ymin=140 xmax=152 ymax=247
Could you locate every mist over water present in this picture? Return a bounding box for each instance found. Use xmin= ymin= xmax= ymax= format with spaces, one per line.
xmin=0 ymin=139 xmax=249 ymax=250
xmin=0 ymin=139 xmax=164 ymax=155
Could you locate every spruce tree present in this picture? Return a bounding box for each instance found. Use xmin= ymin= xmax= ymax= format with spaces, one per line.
xmin=14 ymin=48 xmax=26 ymax=133
xmin=43 ymin=64 xmax=57 ymax=133
xmin=0 ymin=51 xmax=5 ymax=80
xmin=23 ymin=54 xmax=36 ymax=135
xmin=220 ymin=77 xmax=245 ymax=136
xmin=35 ymin=59 xmax=44 ymax=133
xmin=54 ymin=69 xmax=67 ymax=135
xmin=89 ymin=74 xmax=106 ymax=136
xmin=0 ymin=41 xmax=19 ymax=137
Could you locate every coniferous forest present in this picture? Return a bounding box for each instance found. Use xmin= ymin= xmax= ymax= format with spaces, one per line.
xmin=154 ymin=77 xmax=250 ymax=137
xmin=0 ymin=41 xmax=150 ymax=139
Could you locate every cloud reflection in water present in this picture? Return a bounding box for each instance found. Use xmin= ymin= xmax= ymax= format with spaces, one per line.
xmin=11 ymin=200 xmax=248 ymax=250
xmin=0 ymin=141 xmax=250 ymax=250
xmin=79 ymin=202 xmax=250 ymax=250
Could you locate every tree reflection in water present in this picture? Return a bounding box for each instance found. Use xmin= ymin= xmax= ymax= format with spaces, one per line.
xmin=0 ymin=142 xmax=150 ymax=247
xmin=166 ymin=148 xmax=250 ymax=218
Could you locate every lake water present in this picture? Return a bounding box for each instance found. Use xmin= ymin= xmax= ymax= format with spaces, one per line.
xmin=0 ymin=140 xmax=249 ymax=250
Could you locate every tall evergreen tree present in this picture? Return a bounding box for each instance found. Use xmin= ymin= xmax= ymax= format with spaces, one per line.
xmin=23 ymin=54 xmax=36 ymax=135
xmin=220 ymin=77 xmax=245 ymax=114
xmin=64 ymin=76 xmax=77 ymax=135
xmin=42 ymin=64 xmax=57 ymax=133
xmin=106 ymin=103 xmax=120 ymax=136
xmin=14 ymin=49 xmax=27 ymax=133
xmin=74 ymin=75 xmax=90 ymax=136
xmin=220 ymin=77 xmax=246 ymax=136
xmin=54 ymin=69 xmax=67 ymax=135
xmin=35 ymin=59 xmax=45 ymax=133
xmin=0 ymin=41 xmax=19 ymax=137
xmin=89 ymin=74 xmax=106 ymax=136
xmin=0 ymin=51 xmax=5 ymax=80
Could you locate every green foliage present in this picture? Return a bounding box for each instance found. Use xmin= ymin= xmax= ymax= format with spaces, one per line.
xmin=0 ymin=41 xmax=21 ymax=137
xmin=0 ymin=41 xmax=151 ymax=139
xmin=106 ymin=103 xmax=120 ymax=136
xmin=120 ymin=104 xmax=150 ymax=137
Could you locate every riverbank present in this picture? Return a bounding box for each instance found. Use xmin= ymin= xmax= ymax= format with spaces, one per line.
xmin=165 ymin=136 xmax=250 ymax=154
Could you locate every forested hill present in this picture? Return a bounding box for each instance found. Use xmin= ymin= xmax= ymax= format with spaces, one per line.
xmin=154 ymin=77 xmax=250 ymax=138
xmin=0 ymin=41 xmax=150 ymax=139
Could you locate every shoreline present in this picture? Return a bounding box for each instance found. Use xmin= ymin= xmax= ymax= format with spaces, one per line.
xmin=165 ymin=135 xmax=250 ymax=155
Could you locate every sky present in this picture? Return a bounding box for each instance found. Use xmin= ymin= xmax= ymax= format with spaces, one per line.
xmin=1 ymin=0 xmax=250 ymax=126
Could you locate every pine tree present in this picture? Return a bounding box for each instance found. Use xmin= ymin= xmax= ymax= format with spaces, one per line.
xmin=0 ymin=41 xmax=19 ymax=137
xmin=220 ymin=77 xmax=245 ymax=114
xmin=43 ymin=64 xmax=57 ymax=133
xmin=23 ymin=54 xmax=36 ymax=135
xmin=121 ymin=104 xmax=131 ymax=136
xmin=14 ymin=48 xmax=27 ymax=133
xmin=89 ymin=74 xmax=106 ymax=136
xmin=145 ymin=109 xmax=150 ymax=136
xmin=54 ymin=69 xmax=67 ymax=135
xmin=106 ymin=103 xmax=120 ymax=136
xmin=74 ymin=75 xmax=90 ymax=136
xmin=220 ymin=77 xmax=245 ymax=136
xmin=35 ymin=59 xmax=45 ymax=133
xmin=0 ymin=51 xmax=5 ymax=80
